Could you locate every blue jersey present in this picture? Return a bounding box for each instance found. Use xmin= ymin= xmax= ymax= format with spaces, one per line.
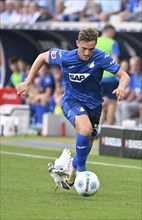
xmin=48 ymin=48 xmax=120 ymax=109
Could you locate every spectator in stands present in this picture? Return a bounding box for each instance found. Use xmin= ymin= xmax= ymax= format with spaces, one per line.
xmin=28 ymin=1 xmax=40 ymax=24
xmin=12 ymin=0 xmax=23 ymax=23
xmin=96 ymin=25 xmax=120 ymax=125
xmin=119 ymin=59 xmax=130 ymax=98
xmin=54 ymin=0 xmax=88 ymax=21
xmin=81 ymin=0 xmax=122 ymax=22
xmin=33 ymin=64 xmax=55 ymax=105
xmin=18 ymin=58 xmax=31 ymax=104
xmin=6 ymin=57 xmax=23 ymax=88
xmin=20 ymin=0 xmax=31 ymax=23
xmin=127 ymin=56 xmax=142 ymax=92
xmin=17 ymin=57 xmax=29 ymax=81
xmin=0 ymin=1 xmax=5 ymax=14
xmin=53 ymin=0 xmax=65 ymax=20
xmin=46 ymin=0 xmax=56 ymax=15
xmin=95 ymin=0 xmax=122 ymax=21
xmin=119 ymin=0 xmax=142 ymax=22
xmin=26 ymin=64 xmax=55 ymax=132
xmin=50 ymin=65 xmax=64 ymax=114
xmin=1 ymin=0 xmax=19 ymax=24
xmin=35 ymin=1 xmax=53 ymax=22
xmin=120 ymin=59 xmax=130 ymax=73
xmin=116 ymin=56 xmax=142 ymax=125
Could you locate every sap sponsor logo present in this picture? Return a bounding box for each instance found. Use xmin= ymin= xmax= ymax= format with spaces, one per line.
xmin=102 ymin=136 xmax=122 ymax=147
xmin=69 ymin=73 xmax=90 ymax=83
xmin=125 ymin=139 xmax=142 ymax=149
xmin=51 ymin=50 xmax=57 ymax=59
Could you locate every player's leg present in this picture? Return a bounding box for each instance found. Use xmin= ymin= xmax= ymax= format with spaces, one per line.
xmin=65 ymin=114 xmax=92 ymax=187
xmin=67 ymin=122 xmax=100 ymax=187
xmin=61 ymin=100 xmax=88 ymax=186
xmin=62 ymin=101 xmax=101 ymax=188
xmin=74 ymin=114 xmax=92 ymax=172
xmin=62 ymin=100 xmax=92 ymax=171
xmin=67 ymin=124 xmax=100 ymax=188
xmin=69 ymin=113 xmax=101 ymax=181
xmin=72 ymin=105 xmax=102 ymax=172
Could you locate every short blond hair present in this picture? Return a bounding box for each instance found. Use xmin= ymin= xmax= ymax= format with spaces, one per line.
xmin=78 ymin=27 xmax=99 ymax=42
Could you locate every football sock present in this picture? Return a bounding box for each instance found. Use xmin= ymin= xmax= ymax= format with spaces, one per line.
xmin=72 ymin=138 xmax=92 ymax=169
xmin=75 ymin=133 xmax=91 ymax=172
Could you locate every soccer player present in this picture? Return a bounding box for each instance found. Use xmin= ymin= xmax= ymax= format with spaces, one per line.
xmin=17 ymin=27 xmax=130 ymax=188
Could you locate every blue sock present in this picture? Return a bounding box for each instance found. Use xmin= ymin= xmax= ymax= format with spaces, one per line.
xmin=75 ymin=133 xmax=91 ymax=172
xmin=72 ymin=143 xmax=91 ymax=169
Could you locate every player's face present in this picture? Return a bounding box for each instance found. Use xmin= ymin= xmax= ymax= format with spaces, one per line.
xmin=76 ymin=40 xmax=97 ymax=61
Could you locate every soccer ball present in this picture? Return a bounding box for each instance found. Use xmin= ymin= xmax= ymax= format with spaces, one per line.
xmin=74 ymin=171 xmax=100 ymax=197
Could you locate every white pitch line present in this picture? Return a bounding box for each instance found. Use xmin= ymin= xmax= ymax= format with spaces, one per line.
xmin=0 ymin=151 xmax=142 ymax=170
xmin=0 ymin=151 xmax=56 ymax=160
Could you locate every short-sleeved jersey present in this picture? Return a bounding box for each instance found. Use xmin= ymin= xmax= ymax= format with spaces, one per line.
xmin=48 ymin=48 xmax=120 ymax=109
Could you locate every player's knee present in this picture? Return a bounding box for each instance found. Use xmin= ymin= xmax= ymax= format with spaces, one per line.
xmin=79 ymin=126 xmax=92 ymax=136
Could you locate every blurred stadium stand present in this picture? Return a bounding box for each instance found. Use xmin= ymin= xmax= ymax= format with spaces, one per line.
xmin=0 ymin=21 xmax=142 ymax=86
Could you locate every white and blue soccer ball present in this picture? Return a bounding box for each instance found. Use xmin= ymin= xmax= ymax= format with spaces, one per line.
xmin=74 ymin=171 xmax=100 ymax=197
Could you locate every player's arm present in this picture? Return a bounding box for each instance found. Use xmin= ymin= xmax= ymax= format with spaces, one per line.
xmin=17 ymin=51 xmax=50 ymax=96
xmin=112 ymin=67 xmax=130 ymax=101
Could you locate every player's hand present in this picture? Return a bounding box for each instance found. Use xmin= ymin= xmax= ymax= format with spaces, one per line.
xmin=112 ymin=87 xmax=125 ymax=101
xmin=17 ymin=82 xmax=30 ymax=96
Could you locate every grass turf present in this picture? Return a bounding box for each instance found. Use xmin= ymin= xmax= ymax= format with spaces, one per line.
xmin=0 ymin=136 xmax=142 ymax=220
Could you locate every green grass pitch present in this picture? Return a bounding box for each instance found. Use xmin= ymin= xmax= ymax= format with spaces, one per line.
xmin=0 ymin=136 xmax=142 ymax=220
